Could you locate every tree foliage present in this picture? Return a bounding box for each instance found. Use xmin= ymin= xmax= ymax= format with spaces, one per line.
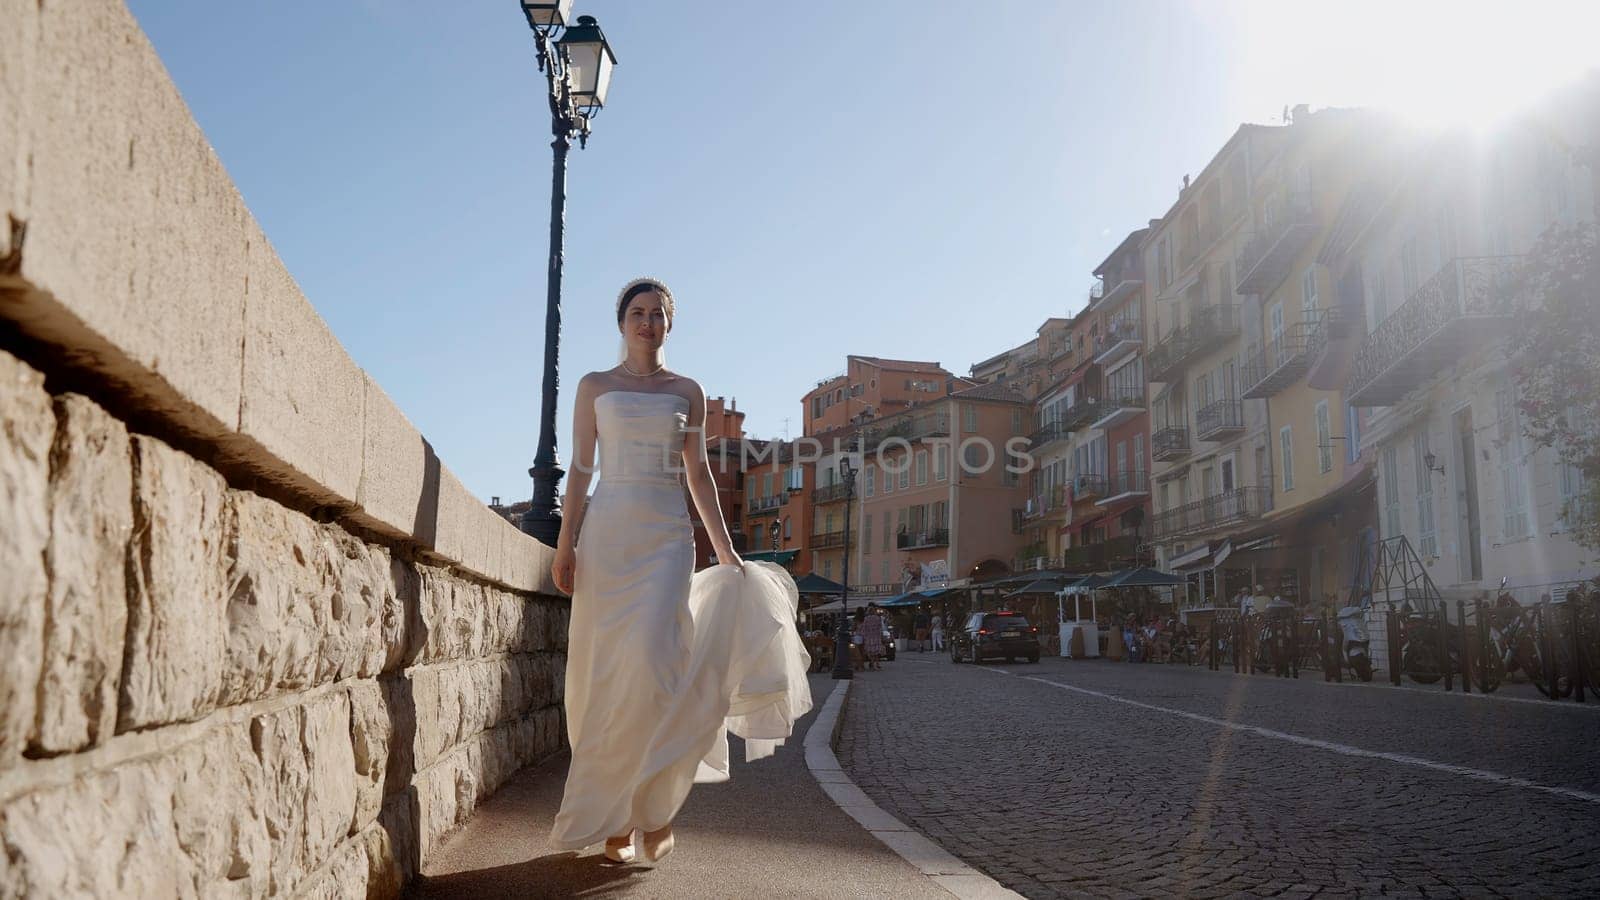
xmin=1506 ymin=221 xmax=1600 ymax=549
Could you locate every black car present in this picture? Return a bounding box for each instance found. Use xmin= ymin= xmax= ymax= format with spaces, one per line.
xmin=951 ymin=611 xmax=1040 ymax=664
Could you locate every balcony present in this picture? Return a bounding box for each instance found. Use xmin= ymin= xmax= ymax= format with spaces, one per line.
xmin=1061 ymin=401 xmax=1104 ymax=432
xmin=746 ymin=494 xmax=788 ymax=517
xmin=1242 ymin=314 xmax=1329 ymax=398
xmin=1235 ymin=191 xmax=1318 ymax=295
xmin=1061 ymin=534 xmax=1142 ymax=572
xmin=1346 ymin=256 xmax=1523 ymax=407
xmin=1012 ymin=547 xmax=1054 ymax=572
xmin=897 ymin=528 xmax=950 ymax=550
xmin=1152 ymin=426 xmax=1191 ymax=461
xmin=1098 ymin=275 xmax=1144 ymax=309
xmin=1097 ymin=470 xmax=1149 ymax=506
xmin=1147 ymin=304 xmax=1241 ymax=383
xmin=812 ymin=482 xmax=852 ymax=504
xmin=863 ymin=412 xmax=950 ymax=449
xmin=1027 ymin=420 xmax=1070 ymax=451
xmin=1152 ymin=487 xmax=1273 ymax=539
xmin=811 ymin=530 xmax=854 ymax=550
xmin=1090 ymin=394 xmax=1146 ymax=431
xmin=1093 ymin=317 xmax=1144 ymax=367
xmin=1072 ymin=473 xmax=1107 ymax=502
xmin=1195 ymin=399 xmax=1245 ymax=441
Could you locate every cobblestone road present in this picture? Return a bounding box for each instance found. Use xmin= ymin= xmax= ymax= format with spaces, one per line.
xmin=837 ymin=653 xmax=1600 ymax=899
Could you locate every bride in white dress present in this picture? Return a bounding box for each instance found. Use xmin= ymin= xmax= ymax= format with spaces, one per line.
xmin=548 ymin=278 xmax=813 ymax=865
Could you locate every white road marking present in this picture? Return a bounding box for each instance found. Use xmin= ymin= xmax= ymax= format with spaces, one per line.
xmin=974 ymin=666 xmax=1600 ymax=807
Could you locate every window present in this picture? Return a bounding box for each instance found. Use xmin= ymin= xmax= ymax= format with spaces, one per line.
xmin=1346 ymin=403 xmax=1361 ymax=464
xmin=882 ymin=512 xmax=891 ymax=552
xmin=884 ymin=464 xmax=895 ymax=493
xmin=762 ymin=472 xmax=772 ymax=497
xmin=1372 ymin=268 xmax=1389 ymax=328
xmin=915 ymin=450 xmax=928 ymax=485
xmin=1412 ymin=430 xmax=1438 ymax=558
xmin=1158 ymin=237 xmax=1172 ymax=290
xmin=1302 ymin=266 xmax=1319 ymax=318
xmin=1316 ymin=401 xmax=1333 ymax=474
xmin=862 ymin=512 xmax=871 ymax=549
xmin=963 ymin=403 xmax=978 ymax=433
xmin=1011 ymin=409 xmax=1024 ymax=434
xmin=935 ymin=443 xmax=948 ymax=481
xmin=898 ymin=458 xmax=910 ymax=490
xmin=1159 ymin=482 xmax=1171 ymax=511
xmin=1220 ymin=455 xmax=1236 ymax=492
xmin=865 ymin=466 xmax=876 ymax=497
xmin=963 ymin=442 xmax=988 ymax=473
xmin=786 ymin=466 xmax=803 ymax=491
xmin=1115 ymin=442 xmax=1128 ymax=478
xmin=783 ymin=517 xmax=792 ymax=540
xmin=1134 ymin=434 xmax=1145 ymax=477
xmin=823 ymin=559 xmax=832 ymax=579
xmin=811 ymin=396 xmax=822 ymax=419
xmin=1558 ymin=448 xmax=1587 ymax=531
xmin=1400 ymin=238 xmax=1421 ymax=300
xmin=1497 ymin=384 xmax=1530 ymax=538
xmin=1268 ymin=301 xmax=1285 ymax=364
xmin=1280 ymin=426 xmax=1295 ymax=492
xmin=1382 ymin=446 xmax=1402 ymax=538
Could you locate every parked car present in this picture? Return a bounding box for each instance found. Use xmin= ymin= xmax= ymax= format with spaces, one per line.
xmin=951 ymin=611 xmax=1040 ymax=664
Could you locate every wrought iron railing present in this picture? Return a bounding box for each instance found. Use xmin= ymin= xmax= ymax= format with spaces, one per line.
xmin=1195 ymin=399 xmax=1244 ymax=439
xmin=811 ymin=482 xmax=851 ymax=504
xmin=1095 ymin=317 xmax=1144 ymax=357
xmin=1027 ymin=420 xmax=1069 ymax=449
xmin=1149 ymin=304 xmax=1239 ymax=381
xmin=747 ymin=493 xmax=788 ymax=515
xmin=812 ymin=530 xmax=854 ymax=549
xmin=1153 ymin=487 xmax=1273 ymax=538
xmin=1104 ymin=469 xmax=1149 ymax=497
xmin=1062 ymin=401 xmax=1104 ymax=431
xmin=863 ymin=411 xmax=951 ymax=448
xmin=1073 ymin=473 xmax=1107 ymax=500
xmin=898 ymin=528 xmax=950 ymax=549
xmin=1346 ymin=256 xmax=1522 ymax=404
xmin=1235 ymin=191 xmax=1316 ymax=283
xmin=1153 ymin=426 xmax=1190 ymax=459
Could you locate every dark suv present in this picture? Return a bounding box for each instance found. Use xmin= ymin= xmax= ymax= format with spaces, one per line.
xmin=951 ymin=611 xmax=1040 ymax=664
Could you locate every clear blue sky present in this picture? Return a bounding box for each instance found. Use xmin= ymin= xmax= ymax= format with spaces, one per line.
xmin=127 ymin=1 xmax=1595 ymax=504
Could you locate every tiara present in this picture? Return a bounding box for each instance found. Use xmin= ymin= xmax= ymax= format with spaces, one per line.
xmin=616 ymin=276 xmax=674 ymax=309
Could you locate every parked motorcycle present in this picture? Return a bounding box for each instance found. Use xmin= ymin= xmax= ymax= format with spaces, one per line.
xmin=1335 ymin=599 xmax=1374 ymax=682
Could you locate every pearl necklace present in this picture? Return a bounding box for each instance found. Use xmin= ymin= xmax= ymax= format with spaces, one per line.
xmin=621 ymin=360 xmax=665 ymax=378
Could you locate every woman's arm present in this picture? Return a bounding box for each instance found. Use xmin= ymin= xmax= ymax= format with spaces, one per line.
xmin=681 ymin=379 xmax=741 ymax=567
xmin=551 ymin=374 xmax=600 ymax=593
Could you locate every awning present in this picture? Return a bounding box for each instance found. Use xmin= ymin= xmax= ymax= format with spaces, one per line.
xmin=792 ymin=572 xmax=845 ymax=594
xmin=741 ymin=549 xmax=800 ymax=565
xmin=1101 ymin=567 xmax=1186 ymax=588
xmin=1006 ymin=576 xmax=1077 ymax=597
xmin=1062 ymin=573 xmax=1112 ymax=593
xmin=1169 ymin=542 xmax=1216 ymax=571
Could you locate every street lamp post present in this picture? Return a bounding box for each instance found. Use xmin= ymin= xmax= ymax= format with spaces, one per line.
xmin=516 ymin=1 xmax=618 ymax=546
xmin=832 ymin=451 xmax=858 ymax=680
xmin=769 ymin=519 xmax=781 ymax=554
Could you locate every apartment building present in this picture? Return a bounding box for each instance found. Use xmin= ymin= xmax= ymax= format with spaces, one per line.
xmin=857 ymin=382 xmax=1030 ymax=593
xmin=1331 ymin=92 xmax=1600 ymax=603
xmin=1145 ymin=123 xmax=1286 ymax=598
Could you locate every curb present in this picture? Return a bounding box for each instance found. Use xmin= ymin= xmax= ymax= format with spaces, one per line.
xmin=803 ymin=680 xmax=1024 ymax=900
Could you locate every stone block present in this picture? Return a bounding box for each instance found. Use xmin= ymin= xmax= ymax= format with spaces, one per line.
xmin=0 ymin=352 xmax=50 ymax=765
xmin=382 ymin=557 xmax=424 ymax=673
xmin=348 ymin=681 xmax=391 ymax=831
xmin=120 ymin=436 xmax=229 ymax=731
xmin=380 ymin=676 xmax=417 ymax=795
xmin=362 ymin=820 xmax=406 ymax=900
xmin=432 ymin=466 xmax=495 ymax=581
xmin=0 ymin=724 xmax=269 ymax=898
xmin=36 ymin=394 xmax=132 ymax=754
xmin=238 ymin=216 xmax=364 ymax=505
xmin=501 ymin=514 xmax=559 ymax=595
xmin=353 ymin=374 xmax=432 ymax=547
xmin=294 ymin=833 xmax=369 ymax=900
xmin=0 ymin=0 xmax=36 ymax=259
xmin=250 ymin=692 xmax=358 ymax=896
xmin=17 ymin=0 xmax=248 ymax=432
xmin=376 ymin=787 xmax=419 ymax=888
xmin=416 ymin=569 xmax=489 ymax=664
xmin=222 ymin=491 xmax=389 ymax=706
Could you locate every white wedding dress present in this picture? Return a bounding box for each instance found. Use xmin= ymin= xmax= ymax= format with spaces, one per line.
xmin=549 ymin=390 xmax=814 ymax=851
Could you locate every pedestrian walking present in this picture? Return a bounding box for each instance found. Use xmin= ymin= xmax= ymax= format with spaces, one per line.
xmin=913 ymin=607 xmax=931 ymax=652
xmin=859 ymin=605 xmax=886 ymax=670
xmin=930 ymin=613 xmax=945 ymax=652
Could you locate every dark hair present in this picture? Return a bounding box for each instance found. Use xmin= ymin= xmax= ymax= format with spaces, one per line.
xmin=616 ymin=280 xmax=675 ymax=327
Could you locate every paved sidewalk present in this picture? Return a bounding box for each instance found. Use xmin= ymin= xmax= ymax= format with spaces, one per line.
xmin=420 ymin=673 xmax=952 ymax=899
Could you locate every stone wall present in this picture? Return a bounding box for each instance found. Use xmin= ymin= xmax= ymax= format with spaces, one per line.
xmin=1 ymin=0 xmax=568 ymax=895
xmin=0 ymin=349 xmax=567 ymax=897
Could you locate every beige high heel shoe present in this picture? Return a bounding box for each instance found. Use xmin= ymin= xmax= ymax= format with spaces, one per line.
xmin=602 ymin=832 xmax=635 ymax=864
xmin=641 ymin=825 xmax=674 ymax=862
